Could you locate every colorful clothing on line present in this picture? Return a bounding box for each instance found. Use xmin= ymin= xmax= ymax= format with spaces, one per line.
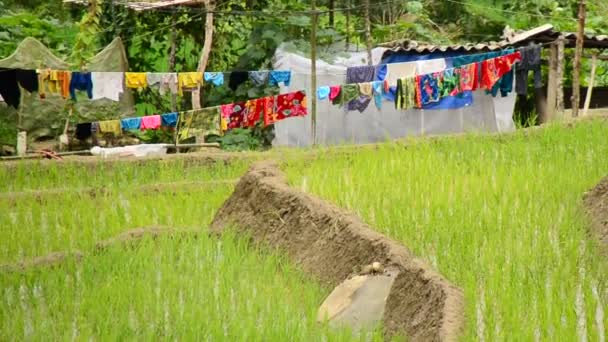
xmin=395 ymin=77 xmax=417 ymax=110
xmin=69 ymin=72 xmax=93 ymax=101
xmin=228 ymin=71 xmax=249 ymax=91
xmin=415 ymin=73 xmax=441 ymax=107
xmin=75 ymin=123 xmax=92 ymax=140
xmin=336 ymin=84 xmax=359 ymax=106
xmin=161 ymin=112 xmax=178 ymax=127
xmin=440 ymin=69 xmax=460 ymax=98
xmin=249 ymin=71 xmax=269 ymax=87
xmin=346 ymin=65 xmax=376 ymax=84
xmin=204 ymin=72 xmax=224 ymax=87
xmin=329 ymin=85 xmax=341 ymax=102
xmin=141 ymin=115 xmax=161 ymax=130
xmin=125 ymin=72 xmax=148 ymax=90
xmin=121 ymin=117 xmax=142 ymax=130
xmin=147 ymin=73 xmax=178 ymax=95
xmin=221 ymin=102 xmax=247 ymax=130
xmin=244 ymin=97 xmax=274 ymax=128
xmin=178 ymin=72 xmax=203 ymax=96
xmin=178 ymin=107 xmax=221 ymax=142
xmin=371 ymin=81 xmax=384 ymax=109
xmin=98 ymin=120 xmax=122 ymax=136
xmin=488 ymin=69 xmax=514 ymax=97
xmin=268 ymin=71 xmax=291 ymax=87
xmin=266 ymin=91 xmax=307 ymax=126
xmin=317 ymin=86 xmax=330 ymax=100
xmin=480 ymin=52 xmax=521 ymax=91
xmin=516 ymin=45 xmax=542 ymax=95
xmin=457 ymin=63 xmax=478 ymax=92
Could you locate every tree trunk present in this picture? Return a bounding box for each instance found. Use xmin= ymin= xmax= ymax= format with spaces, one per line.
xmin=192 ymin=0 xmax=215 ymax=110
xmin=571 ymin=0 xmax=586 ymax=117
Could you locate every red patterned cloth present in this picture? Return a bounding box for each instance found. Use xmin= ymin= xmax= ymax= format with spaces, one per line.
xmin=329 ymin=86 xmax=341 ymax=101
xmin=480 ymin=52 xmax=521 ymax=90
xmin=244 ymin=97 xmax=274 ymax=128
xmin=220 ymin=101 xmax=247 ymax=130
xmin=457 ymin=63 xmax=478 ymax=92
xmin=264 ymin=91 xmax=307 ymax=126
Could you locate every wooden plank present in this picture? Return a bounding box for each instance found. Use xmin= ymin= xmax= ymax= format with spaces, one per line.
xmin=545 ymin=43 xmax=558 ymax=122
xmin=556 ymin=36 xmax=565 ymax=118
xmin=583 ymin=54 xmax=597 ymax=116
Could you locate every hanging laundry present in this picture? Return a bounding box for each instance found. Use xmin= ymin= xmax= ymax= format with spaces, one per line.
xmin=98 ymin=120 xmax=122 ymax=136
xmin=457 ymin=63 xmax=478 ymax=92
xmin=0 ymin=69 xmax=20 ymax=108
xmin=480 ymin=52 xmax=521 ymax=91
xmin=317 ymin=86 xmax=330 ymax=100
xmin=395 ymin=77 xmax=417 ymax=110
xmin=39 ymin=69 xmax=70 ymax=99
xmin=70 ymin=72 xmax=93 ymax=101
xmin=37 ymin=69 xmax=51 ymax=99
xmin=16 ymin=69 xmax=39 ymax=94
xmin=516 ymin=45 xmax=542 ymax=96
xmin=125 ymin=72 xmax=148 ymax=90
xmin=161 ymin=113 xmax=178 ymax=127
xmin=415 ymin=72 xmax=442 ymax=107
xmin=440 ymin=69 xmax=460 ymax=98
xmin=265 ymin=90 xmax=307 ymax=126
xmin=121 ymin=117 xmax=142 ymax=131
xmin=336 ymin=84 xmax=359 ymax=106
xmin=346 ymin=66 xmax=374 ymax=112
xmin=178 ymin=72 xmax=203 ymax=96
xmin=346 ymin=66 xmax=376 ymax=83
xmin=249 ymin=71 xmax=269 ymax=87
xmin=243 ymin=97 xmax=270 ymax=128
xmin=75 ymin=123 xmax=92 ymax=140
xmin=488 ymin=70 xmax=514 ymax=97
xmin=329 ymin=85 xmax=341 ymax=102
xmin=178 ymin=107 xmax=222 ymax=141
xmin=92 ymin=72 xmax=124 ymax=101
xmin=221 ymin=102 xmax=247 ymax=130
xmin=384 ymin=63 xmax=417 ymax=88
xmin=147 ymin=73 xmax=178 ymax=95
xmin=371 ymin=81 xmax=385 ymax=109
xmin=141 ymin=115 xmax=162 ymax=130
xmin=204 ymin=72 xmax=224 ymax=87
xmin=228 ymin=71 xmax=249 ymax=91
xmin=358 ymin=82 xmax=373 ymax=97
xmin=268 ymin=71 xmax=291 ymax=87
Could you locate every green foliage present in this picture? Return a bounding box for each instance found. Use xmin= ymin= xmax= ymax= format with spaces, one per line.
xmin=71 ymin=0 xmax=102 ymax=67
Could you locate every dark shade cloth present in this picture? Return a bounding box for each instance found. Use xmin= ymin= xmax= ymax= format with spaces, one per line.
xmin=516 ymin=44 xmax=542 ymax=96
xmin=0 ymin=68 xmax=21 ymax=109
xmin=75 ymin=123 xmax=92 ymax=140
xmin=346 ymin=65 xmax=375 ymax=112
xmin=228 ymin=71 xmax=249 ymax=91
xmin=69 ymin=72 xmax=93 ymax=100
xmin=16 ymin=69 xmax=39 ymax=93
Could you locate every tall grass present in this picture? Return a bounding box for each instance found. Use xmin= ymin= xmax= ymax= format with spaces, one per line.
xmin=284 ymin=119 xmax=608 ymax=341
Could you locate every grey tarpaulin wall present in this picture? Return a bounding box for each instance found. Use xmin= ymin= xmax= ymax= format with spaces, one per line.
xmin=271 ymin=47 xmax=516 ymax=147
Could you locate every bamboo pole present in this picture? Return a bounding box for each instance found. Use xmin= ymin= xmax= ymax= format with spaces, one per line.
xmin=571 ymin=0 xmax=586 ymax=117
xmin=310 ymin=0 xmax=318 ymax=145
xmin=364 ymin=0 xmax=372 ymax=65
xmin=582 ymin=53 xmax=597 ymax=117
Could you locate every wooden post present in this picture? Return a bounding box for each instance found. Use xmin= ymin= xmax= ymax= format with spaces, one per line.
xmin=329 ymin=0 xmax=335 ymax=27
xmin=364 ymin=0 xmax=373 ymax=65
xmin=572 ymin=0 xmax=586 ymax=117
xmin=546 ymin=42 xmax=558 ymax=122
xmin=311 ymin=0 xmax=318 ymax=145
xmin=583 ymin=53 xmax=597 ymax=116
xmin=192 ymin=0 xmax=215 ymax=111
xmin=556 ymin=36 xmax=565 ymax=118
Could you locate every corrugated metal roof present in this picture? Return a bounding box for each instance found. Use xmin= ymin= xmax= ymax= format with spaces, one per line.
xmin=380 ymin=24 xmax=608 ymax=54
xmin=64 ymin=0 xmax=201 ymax=11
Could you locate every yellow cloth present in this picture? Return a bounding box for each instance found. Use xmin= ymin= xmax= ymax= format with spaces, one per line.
xmin=359 ymin=82 xmax=373 ymax=97
xmin=125 ymin=72 xmax=148 ymax=89
xmin=38 ymin=70 xmax=71 ymax=99
xmin=220 ymin=117 xmax=228 ymax=133
xmin=178 ymin=72 xmax=203 ymax=96
xmin=98 ymin=120 xmax=122 ymax=136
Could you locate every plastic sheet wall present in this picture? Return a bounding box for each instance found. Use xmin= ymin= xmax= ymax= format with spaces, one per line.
xmin=272 ymin=48 xmax=516 ymax=147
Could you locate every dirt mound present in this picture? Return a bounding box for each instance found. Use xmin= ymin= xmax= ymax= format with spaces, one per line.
xmin=583 ymin=176 xmax=608 ymax=256
xmin=211 ymin=161 xmax=464 ymax=341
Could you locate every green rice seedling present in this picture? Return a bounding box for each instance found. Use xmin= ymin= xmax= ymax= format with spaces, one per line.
xmin=283 ymin=119 xmax=608 ymax=340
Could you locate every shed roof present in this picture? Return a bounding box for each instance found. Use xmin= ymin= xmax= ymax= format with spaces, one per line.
xmin=380 ymin=24 xmax=608 ymax=54
xmin=64 ymin=0 xmax=202 ymax=11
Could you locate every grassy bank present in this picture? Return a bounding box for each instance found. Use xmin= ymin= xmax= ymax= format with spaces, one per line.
xmin=284 ymin=119 xmax=608 ymax=340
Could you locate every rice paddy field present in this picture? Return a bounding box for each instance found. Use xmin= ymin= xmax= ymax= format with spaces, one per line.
xmin=1 ymin=118 xmax=608 ymax=340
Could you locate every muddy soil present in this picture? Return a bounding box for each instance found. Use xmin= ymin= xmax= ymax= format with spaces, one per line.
xmin=583 ymin=176 xmax=608 ymax=256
